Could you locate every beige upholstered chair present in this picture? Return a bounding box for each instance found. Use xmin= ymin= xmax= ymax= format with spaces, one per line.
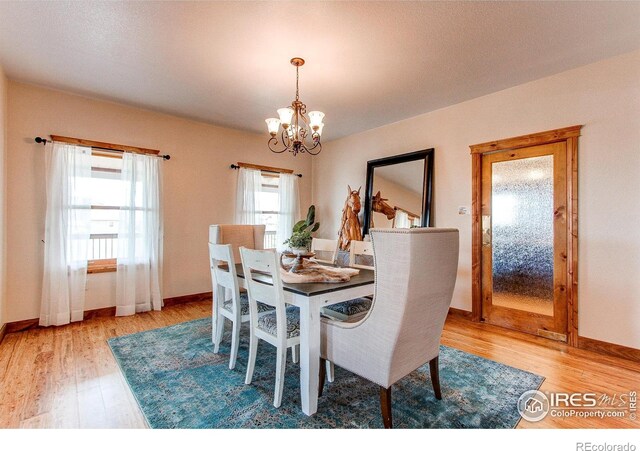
xmin=319 ymin=228 xmax=459 ymax=428
xmin=209 ymin=224 xmax=266 ymax=263
xmin=240 ymin=247 xmax=301 ymax=408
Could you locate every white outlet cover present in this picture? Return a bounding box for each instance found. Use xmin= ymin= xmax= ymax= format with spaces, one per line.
xmin=458 ymin=206 xmax=470 ymax=215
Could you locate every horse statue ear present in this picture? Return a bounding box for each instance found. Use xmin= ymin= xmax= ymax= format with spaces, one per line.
xmin=357 ymin=186 xmax=361 ymax=195
xmin=375 ymin=190 xmax=381 ymax=198
xmin=348 ymin=185 xmax=352 ymax=194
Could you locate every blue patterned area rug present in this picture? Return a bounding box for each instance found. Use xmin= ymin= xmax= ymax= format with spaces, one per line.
xmin=108 ymin=318 xmax=543 ymax=429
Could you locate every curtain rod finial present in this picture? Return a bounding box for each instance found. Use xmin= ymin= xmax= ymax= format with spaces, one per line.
xmin=35 ymin=137 xmax=48 ymax=145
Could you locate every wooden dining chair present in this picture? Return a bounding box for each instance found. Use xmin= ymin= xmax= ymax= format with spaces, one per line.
xmin=240 ymin=247 xmax=301 ymax=408
xmin=310 ymin=238 xmax=338 ymax=264
xmin=349 ymin=239 xmax=375 ymax=269
xmin=209 ymin=243 xmax=274 ymax=370
xmin=321 ymin=240 xmax=374 ymax=322
xmin=319 ymin=228 xmax=459 ymax=428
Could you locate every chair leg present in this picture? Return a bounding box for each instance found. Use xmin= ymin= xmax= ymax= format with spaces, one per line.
xmin=318 ymin=358 xmax=326 ymax=397
xmin=292 ymin=344 xmax=299 ymax=364
xmin=211 ymin=312 xmax=218 ymax=348
xmin=244 ymin=333 xmax=258 ymax=385
xmin=274 ymin=345 xmax=287 ymax=408
xmin=379 ymin=386 xmax=393 ymax=429
xmin=213 ymin=313 xmax=224 ymax=353
xmin=228 ymin=320 xmax=240 ymax=370
xmin=429 ymin=355 xmax=442 ymax=400
xmin=327 ymin=360 xmax=335 ymax=383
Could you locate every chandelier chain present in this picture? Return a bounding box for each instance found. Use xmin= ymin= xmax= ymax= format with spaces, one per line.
xmin=295 ymin=65 xmax=300 ymax=101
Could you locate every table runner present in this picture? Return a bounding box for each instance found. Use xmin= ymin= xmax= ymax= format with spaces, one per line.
xmin=279 ymin=260 xmax=359 ymax=284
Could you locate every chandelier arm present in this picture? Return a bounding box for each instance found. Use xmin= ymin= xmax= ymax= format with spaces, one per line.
xmin=281 ymin=128 xmax=291 ymax=148
xmin=268 ymin=136 xmax=287 ymax=154
xmin=304 ymin=140 xmax=322 ymax=156
xmin=298 ymin=111 xmax=310 ymax=144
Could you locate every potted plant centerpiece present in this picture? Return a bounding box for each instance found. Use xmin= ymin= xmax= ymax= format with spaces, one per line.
xmin=284 ymin=205 xmax=320 ymax=256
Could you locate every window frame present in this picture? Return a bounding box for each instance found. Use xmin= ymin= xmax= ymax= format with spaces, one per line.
xmin=86 ymin=150 xmax=123 ymax=273
xmin=257 ymin=172 xmax=281 ymax=249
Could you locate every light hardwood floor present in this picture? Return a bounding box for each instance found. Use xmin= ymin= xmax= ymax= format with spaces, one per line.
xmin=0 ymin=301 xmax=638 ymax=428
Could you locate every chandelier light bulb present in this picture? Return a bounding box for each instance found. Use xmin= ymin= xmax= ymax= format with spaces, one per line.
xmin=265 ymin=118 xmax=281 ymax=136
xmin=308 ymin=111 xmax=325 ymax=130
xmin=277 ymin=107 xmax=294 ymax=127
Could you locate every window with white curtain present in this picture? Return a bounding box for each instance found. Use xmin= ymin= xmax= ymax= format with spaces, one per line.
xmin=86 ymin=152 xmax=124 ymax=270
xmin=257 ymin=173 xmax=280 ymax=249
xmin=41 ymin=141 xmax=163 ymax=326
xmin=235 ymin=167 xmax=299 ymax=250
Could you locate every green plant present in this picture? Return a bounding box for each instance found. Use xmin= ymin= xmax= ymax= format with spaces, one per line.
xmin=283 ymin=205 xmax=320 ymax=250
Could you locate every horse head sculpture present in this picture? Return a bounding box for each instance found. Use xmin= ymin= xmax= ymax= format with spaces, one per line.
xmin=338 ymin=185 xmax=363 ymax=250
xmin=372 ymin=191 xmax=396 ymax=220
xmin=347 ymin=185 xmax=362 ymax=213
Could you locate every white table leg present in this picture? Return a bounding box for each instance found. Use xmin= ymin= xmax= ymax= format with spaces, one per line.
xmin=298 ymin=296 xmax=320 ymax=416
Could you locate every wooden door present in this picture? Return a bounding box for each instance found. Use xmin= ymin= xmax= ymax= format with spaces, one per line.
xmin=481 ymin=142 xmax=568 ymax=340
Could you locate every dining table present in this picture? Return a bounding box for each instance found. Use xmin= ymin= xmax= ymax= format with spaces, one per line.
xmin=234 ymin=262 xmax=375 ymax=416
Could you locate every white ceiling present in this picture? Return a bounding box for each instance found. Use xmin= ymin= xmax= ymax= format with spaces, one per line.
xmin=1 ymin=1 xmax=639 ymax=141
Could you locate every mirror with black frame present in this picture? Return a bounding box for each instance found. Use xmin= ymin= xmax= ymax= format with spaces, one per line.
xmin=362 ymin=149 xmax=434 ymax=236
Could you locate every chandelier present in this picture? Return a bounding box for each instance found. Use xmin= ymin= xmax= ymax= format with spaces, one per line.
xmin=265 ymin=57 xmax=325 ymax=156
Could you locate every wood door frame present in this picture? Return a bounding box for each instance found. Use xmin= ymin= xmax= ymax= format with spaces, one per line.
xmin=470 ymin=125 xmax=582 ymax=346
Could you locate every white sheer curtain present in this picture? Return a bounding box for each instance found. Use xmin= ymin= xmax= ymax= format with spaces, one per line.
xmin=394 ymin=210 xmax=411 ymax=229
xmin=40 ymin=142 xmax=92 ymax=326
xmin=235 ymin=167 xmax=262 ymax=224
xmin=116 ymin=152 xmax=163 ymax=316
xmin=276 ymin=173 xmax=300 ymax=252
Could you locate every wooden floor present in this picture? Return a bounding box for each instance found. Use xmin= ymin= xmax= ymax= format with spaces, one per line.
xmin=0 ymin=301 xmax=638 ymax=428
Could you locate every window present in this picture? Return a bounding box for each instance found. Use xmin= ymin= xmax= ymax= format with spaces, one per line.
xmin=86 ymin=151 xmax=124 ymax=272
xmin=235 ymin=166 xmax=299 ymax=251
xmin=257 ymin=173 xmax=280 ymax=249
xmin=41 ymin=139 xmax=163 ymax=324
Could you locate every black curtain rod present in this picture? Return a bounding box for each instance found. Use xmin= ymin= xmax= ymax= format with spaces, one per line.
xmin=230 ymin=163 xmax=302 ymax=178
xmin=35 ymin=137 xmax=171 ymax=160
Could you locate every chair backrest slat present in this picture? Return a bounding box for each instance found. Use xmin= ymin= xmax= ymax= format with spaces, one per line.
xmin=208 ymin=242 xmax=242 ymax=315
xmin=240 ymin=247 xmax=287 ymax=340
xmin=311 ymin=238 xmax=338 ymax=264
xmin=349 ymin=240 xmax=375 ymax=269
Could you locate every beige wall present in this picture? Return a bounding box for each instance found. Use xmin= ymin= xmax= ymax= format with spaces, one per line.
xmin=0 ymin=66 xmax=7 ymax=329
xmin=312 ymin=50 xmax=640 ymax=349
xmin=6 ymin=81 xmax=312 ymax=322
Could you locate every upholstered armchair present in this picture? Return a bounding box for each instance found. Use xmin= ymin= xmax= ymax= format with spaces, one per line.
xmin=209 ymin=224 xmax=265 ymax=262
xmin=319 ymin=228 xmax=459 ymax=428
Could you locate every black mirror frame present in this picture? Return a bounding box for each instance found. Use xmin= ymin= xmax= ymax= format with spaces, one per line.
xmin=362 ymin=148 xmax=434 ymax=236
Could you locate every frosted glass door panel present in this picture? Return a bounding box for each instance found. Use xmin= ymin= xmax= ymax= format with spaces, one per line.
xmin=491 ymin=155 xmax=554 ymax=316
